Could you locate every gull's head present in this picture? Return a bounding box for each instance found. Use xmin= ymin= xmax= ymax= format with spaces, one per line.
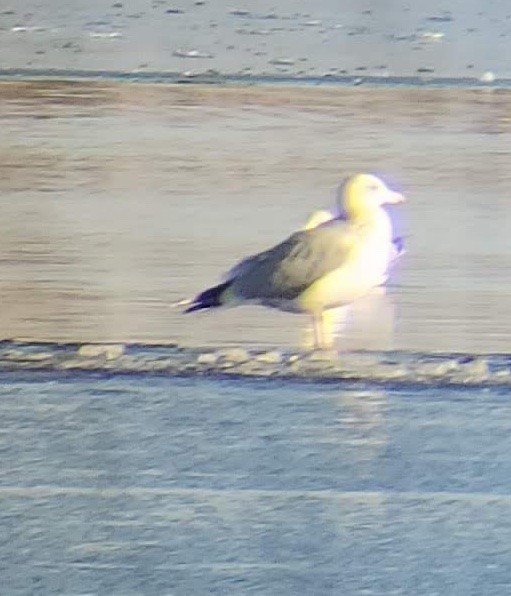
xmin=338 ymin=173 xmax=405 ymax=219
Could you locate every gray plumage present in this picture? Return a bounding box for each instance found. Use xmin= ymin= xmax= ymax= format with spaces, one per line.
xmin=230 ymin=219 xmax=355 ymax=302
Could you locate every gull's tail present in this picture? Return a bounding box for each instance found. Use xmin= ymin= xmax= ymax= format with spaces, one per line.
xmin=184 ymin=280 xmax=232 ymax=313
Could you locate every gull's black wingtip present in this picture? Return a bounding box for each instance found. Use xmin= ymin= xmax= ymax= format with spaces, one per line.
xmin=184 ymin=281 xmax=232 ymax=314
xmin=184 ymin=302 xmax=208 ymax=314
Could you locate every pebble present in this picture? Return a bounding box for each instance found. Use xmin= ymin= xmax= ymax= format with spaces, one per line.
xmin=418 ymin=360 xmax=459 ymax=377
xmin=4 ymin=350 xmax=52 ymax=362
xmin=77 ymin=344 xmax=125 ymax=360
xmin=256 ymin=351 xmax=282 ymax=365
xmin=462 ymin=357 xmax=489 ymax=378
xmin=218 ymin=347 xmax=249 ymax=363
xmin=307 ymin=349 xmax=339 ymax=362
xmin=197 ymin=352 xmax=218 ymax=365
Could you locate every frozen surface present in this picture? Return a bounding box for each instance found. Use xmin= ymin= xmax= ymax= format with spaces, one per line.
xmin=1 ymin=371 xmax=511 ymax=595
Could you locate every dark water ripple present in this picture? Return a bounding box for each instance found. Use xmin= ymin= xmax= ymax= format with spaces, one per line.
xmin=0 ymin=68 xmax=509 ymax=88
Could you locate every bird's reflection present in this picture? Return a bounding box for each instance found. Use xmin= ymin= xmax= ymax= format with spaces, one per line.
xmin=301 ymin=287 xmax=397 ymax=350
xmin=318 ymin=387 xmax=390 ymax=533
xmin=334 ymin=387 xmax=388 ymax=473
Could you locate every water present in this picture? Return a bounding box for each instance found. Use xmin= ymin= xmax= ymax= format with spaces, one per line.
xmin=2 ymin=372 xmax=511 ymax=595
xmin=1 ymin=0 xmax=511 ymax=79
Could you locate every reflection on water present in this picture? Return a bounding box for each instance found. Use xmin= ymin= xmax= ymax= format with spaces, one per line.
xmin=300 ymin=289 xmax=397 ymax=350
xmin=1 ymin=81 xmax=511 ymax=352
xmin=334 ymin=387 xmax=389 ymax=478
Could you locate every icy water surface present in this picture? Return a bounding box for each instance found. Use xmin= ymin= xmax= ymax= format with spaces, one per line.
xmin=2 ymin=0 xmax=511 ymax=79
xmin=2 ymin=372 xmax=511 ymax=595
xmin=1 ymin=81 xmax=511 ymax=352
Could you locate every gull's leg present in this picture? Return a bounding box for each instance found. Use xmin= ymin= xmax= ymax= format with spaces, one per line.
xmin=329 ymin=306 xmax=349 ymax=342
xmin=321 ymin=310 xmax=336 ymax=349
xmin=311 ymin=311 xmax=333 ymax=350
xmin=300 ymin=308 xmax=341 ymax=349
xmin=312 ymin=313 xmax=322 ymax=350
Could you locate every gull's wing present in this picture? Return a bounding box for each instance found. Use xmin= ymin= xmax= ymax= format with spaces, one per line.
xmin=223 ymin=209 xmax=336 ymax=283
xmin=231 ymin=220 xmax=357 ymax=302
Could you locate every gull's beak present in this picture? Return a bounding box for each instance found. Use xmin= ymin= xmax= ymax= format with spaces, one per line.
xmin=385 ymin=190 xmax=406 ymax=204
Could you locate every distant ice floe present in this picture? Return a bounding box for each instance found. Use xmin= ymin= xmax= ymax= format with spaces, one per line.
xmin=10 ymin=26 xmax=54 ymax=33
xmin=173 ymin=49 xmax=214 ymax=59
xmin=0 ymin=341 xmax=509 ymax=387
xmin=269 ymin=58 xmax=296 ymax=66
xmin=419 ymin=31 xmax=445 ymax=41
xmin=480 ymin=71 xmax=496 ymax=83
xmin=89 ymin=31 xmax=123 ymax=38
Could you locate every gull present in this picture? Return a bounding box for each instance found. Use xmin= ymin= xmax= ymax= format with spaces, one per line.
xmin=185 ymin=173 xmax=406 ymax=349
xmin=300 ymin=176 xmax=406 ymax=347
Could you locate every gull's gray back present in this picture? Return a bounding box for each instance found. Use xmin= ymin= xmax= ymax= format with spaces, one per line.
xmin=232 ymin=220 xmax=356 ymax=302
